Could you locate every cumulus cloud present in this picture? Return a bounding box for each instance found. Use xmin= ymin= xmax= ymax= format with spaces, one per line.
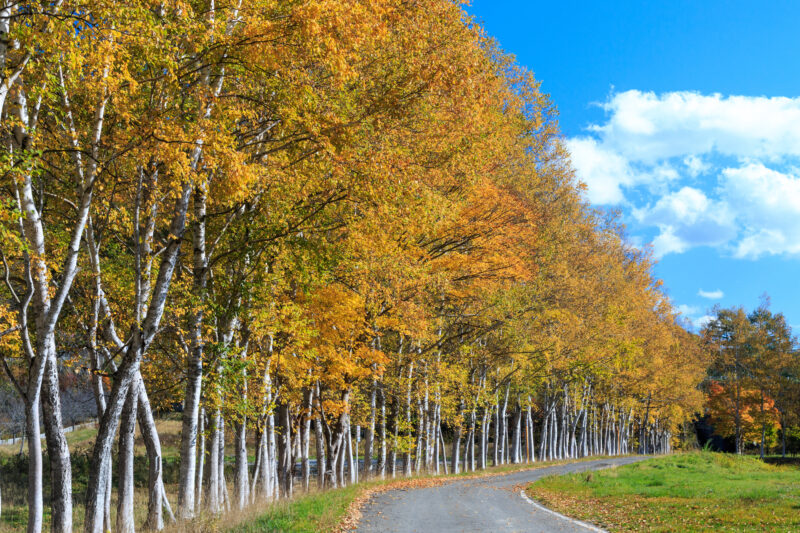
xmin=695 ymin=315 xmax=715 ymax=329
xmin=568 ymin=90 xmax=800 ymax=258
xmin=721 ymin=163 xmax=800 ymax=258
xmin=683 ymin=155 xmax=710 ymax=177
xmin=566 ymin=136 xmax=683 ymax=205
xmin=565 ymin=137 xmax=636 ymax=204
xmin=632 ymin=187 xmax=736 ymax=257
xmin=676 ymin=304 xmax=714 ymax=330
xmin=592 ymin=91 xmax=800 ymax=163
xmin=698 ymin=289 xmax=724 ymax=299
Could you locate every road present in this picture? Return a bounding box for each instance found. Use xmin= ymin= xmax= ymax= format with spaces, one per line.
xmin=354 ymin=456 xmax=645 ymax=533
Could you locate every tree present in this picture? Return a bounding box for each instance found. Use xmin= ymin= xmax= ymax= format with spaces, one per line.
xmin=0 ymin=2 xmax=711 ymax=531
xmin=703 ymin=302 xmax=798 ymax=456
xmin=703 ymin=307 xmax=754 ymax=454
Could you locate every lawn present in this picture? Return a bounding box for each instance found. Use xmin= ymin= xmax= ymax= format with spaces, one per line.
xmin=527 ymin=452 xmax=800 ymax=532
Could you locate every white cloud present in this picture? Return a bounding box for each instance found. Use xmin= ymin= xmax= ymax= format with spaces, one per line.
xmin=684 ymin=155 xmax=710 ymax=177
xmin=593 ymin=91 xmax=800 ymax=164
xmin=696 ymin=315 xmax=715 ymax=329
xmin=675 ymin=304 xmax=714 ymax=330
xmin=566 ymin=137 xmax=683 ymax=205
xmin=567 ymin=90 xmax=800 ymax=258
xmin=720 ymin=163 xmax=800 ymax=258
xmin=698 ymin=289 xmax=724 ymax=299
xmin=650 ymin=229 xmax=689 ymax=257
xmin=632 ymin=187 xmax=736 ymax=257
xmin=565 ymin=137 xmax=636 ymax=204
xmin=637 ymin=187 xmax=711 ymax=224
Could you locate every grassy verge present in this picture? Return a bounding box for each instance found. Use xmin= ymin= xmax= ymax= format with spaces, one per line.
xmin=228 ymin=455 xmax=622 ymax=533
xmin=527 ymin=452 xmax=800 ymax=532
xmin=224 ymin=485 xmax=362 ymax=533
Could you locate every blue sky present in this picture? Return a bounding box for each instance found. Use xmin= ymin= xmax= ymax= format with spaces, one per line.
xmin=468 ymin=0 xmax=800 ymax=330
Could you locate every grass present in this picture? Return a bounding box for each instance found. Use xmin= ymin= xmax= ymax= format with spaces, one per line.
xmin=0 ymin=419 xmax=185 ymax=532
xmin=0 ymin=418 xmax=186 ymax=456
xmin=527 ymin=451 xmax=800 ymax=532
xmin=224 ymin=485 xmax=362 ymax=533
xmin=0 ymin=425 xmax=98 ymax=457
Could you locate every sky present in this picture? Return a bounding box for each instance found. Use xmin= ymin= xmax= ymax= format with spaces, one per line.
xmin=467 ymin=0 xmax=800 ymax=331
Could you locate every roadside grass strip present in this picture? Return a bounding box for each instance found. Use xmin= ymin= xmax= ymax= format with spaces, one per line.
xmin=527 ymin=452 xmax=800 ymax=532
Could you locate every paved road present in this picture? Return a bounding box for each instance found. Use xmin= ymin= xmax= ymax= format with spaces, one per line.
xmin=355 ymin=456 xmax=645 ymax=533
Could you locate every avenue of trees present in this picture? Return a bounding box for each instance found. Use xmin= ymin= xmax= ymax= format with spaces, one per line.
xmin=703 ymin=302 xmax=800 ymax=458
xmin=0 ymin=1 xmax=707 ymax=532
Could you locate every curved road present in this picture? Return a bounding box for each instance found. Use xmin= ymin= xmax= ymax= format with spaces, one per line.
xmin=355 ymin=456 xmax=645 ymax=533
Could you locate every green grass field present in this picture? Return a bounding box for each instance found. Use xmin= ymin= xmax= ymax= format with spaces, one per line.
xmin=527 ymin=452 xmax=800 ymax=532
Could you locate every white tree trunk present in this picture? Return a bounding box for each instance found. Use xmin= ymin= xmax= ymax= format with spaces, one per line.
xmin=363 ymin=382 xmax=376 ymax=479
xmin=346 ymin=418 xmax=356 ymax=485
xmin=116 ymin=385 xmax=138 ymax=533
xmin=434 ymin=405 xmax=441 ymax=474
xmin=404 ymin=363 xmax=413 ymax=477
xmin=414 ymin=402 xmax=424 ymax=474
xmin=378 ymin=386 xmax=386 ymax=479
xmin=137 ymin=374 xmax=173 ymax=530
xmin=41 ymin=353 xmax=73 ymax=533
xmin=438 ymin=424 xmax=449 ymax=474
xmin=301 ymin=387 xmax=314 ymax=492
xmin=25 ymin=401 xmax=43 ymax=533
xmin=511 ymin=403 xmax=522 ymax=464
xmin=539 ymin=406 xmax=548 ymax=461
xmin=479 ymin=409 xmax=488 ymax=470
xmin=451 ymin=416 xmax=462 ymax=475
xmin=195 ymin=408 xmax=205 ymax=508
xmin=178 ymin=187 xmax=208 ymax=519
xmin=493 ymin=397 xmax=500 ymax=466
xmin=218 ymin=418 xmax=228 ymax=511
xmin=389 ymin=394 xmax=398 ymax=479
xmin=84 ymin=180 xmax=191 ymax=533
xmin=354 ymin=425 xmax=360 ymax=484
xmin=314 ymin=415 xmax=326 ymax=490
xmin=500 ymin=385 xmax=509 ymax=464
xmin=279 ymin=403 xmax=293 ymax=497
xmin=234 ymin=419 xmax=249 ymax=509
xmin=204 ymin=408 xmax=221 ymax=514
xmin=268 ymin=403 xmax=278 ymax=500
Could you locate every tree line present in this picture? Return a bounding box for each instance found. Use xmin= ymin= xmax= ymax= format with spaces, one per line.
xmin=0 ymin=2 xmax=706 ymax=532
xmin=703 ymin=301 xmax=800 ymax=457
